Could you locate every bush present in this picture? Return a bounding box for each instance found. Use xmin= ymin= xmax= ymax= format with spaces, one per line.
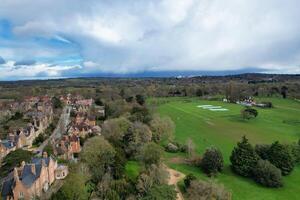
xmin=136 ymin=94 xmax=145 ymax=106
xmin=142 ymin=184 xmax=177 ymax=200
xmin=230 ymin=136 xmax=259 ymax=177
xmin=241 ymin=108 xmax=258 ymax=120
xmin=253 ymin=160 xmax=282 ymax=188
xmin=289 ymin=143 xmax=300 ymax=164
xmin=140 ymin=143 xmax=164 ymax=167
xmin=268 ymin=141 xmax=294 ymax=176
xmin=186 ymin=180 xmax=231 ymax=200
xmin=150 ymin=116 xmax=175 ymax=143
xmin=165 ymin=143 xmax=179 ymax=153
xmin=184 ymin=174 xmax=197 ymax=189
xmin=255 ymin=144 xmax=270 ymax=160
xmin=201 ymin=147 xmax=224 ymax=176
xmin=261 ymin=102 xmax=273 ymax=108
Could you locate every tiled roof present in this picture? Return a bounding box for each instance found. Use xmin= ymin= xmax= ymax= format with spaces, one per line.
xmin=1 ymin=177 xmax=14 ymax=197
xmin=20 ymin=165 xmax=38 ymax=187
xmin=1 ymin=140 xmax=15 ymax=149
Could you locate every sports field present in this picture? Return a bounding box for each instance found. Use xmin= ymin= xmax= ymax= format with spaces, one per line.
xmin=154 ymin=97 xmax=300 ymax=200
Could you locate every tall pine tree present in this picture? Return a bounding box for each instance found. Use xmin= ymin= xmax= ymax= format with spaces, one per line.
xmin=230 ymin=136 xmax=259 ymax=177
xmin=268 ymin=141 xmax=294 ymax=176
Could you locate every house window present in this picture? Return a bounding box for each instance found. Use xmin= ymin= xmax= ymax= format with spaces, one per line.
xmin=62 ymin=172 xmax=65 ymax=176
xmin=19 ymin=191 xmax=24 ymax=198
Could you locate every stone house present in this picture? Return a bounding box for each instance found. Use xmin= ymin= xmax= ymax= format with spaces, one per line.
xmin=74 ymin=99 xmax=93 ymax=112
xmin=55 ymin=165 xmax=68 ymax=180
xmin=1 ymin=153 xmax=68 ymax=200
xmin=8 ymin=124 xmax=40 ymax=148
xmin=94 ymin=105 xmax=105 ymax=117
xmin=68 ymin=123 xmax=92 ymax=138
xmin=0 ymin=140 xmax=16 ymax=161
xmin=54 ymin=135 xmax=81 ymax=160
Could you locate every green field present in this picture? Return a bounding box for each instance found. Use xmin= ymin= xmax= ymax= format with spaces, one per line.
xmin=154 ymin=97 xmax=300 ymax=200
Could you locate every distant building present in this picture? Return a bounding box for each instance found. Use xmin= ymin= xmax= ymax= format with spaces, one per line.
xmin=94 ymin=105 xmax=105 ymax=118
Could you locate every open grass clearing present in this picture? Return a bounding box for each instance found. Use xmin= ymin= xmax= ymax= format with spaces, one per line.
xmin=154 ymin=97 xmax=300 ymax=200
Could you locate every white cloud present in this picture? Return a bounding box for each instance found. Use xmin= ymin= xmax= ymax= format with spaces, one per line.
xmin=0 ymin=0 xmax=300 ymax=79
xmin=0 ymin=60 xmax=79 ymax=80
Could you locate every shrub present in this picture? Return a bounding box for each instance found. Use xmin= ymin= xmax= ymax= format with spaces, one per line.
xmin=201 ymin=147 xmax=224 ymax=176
xmin=187 ymin=180 xmax=231 ymax=200
xmin=268 ymin=141 xmax=294 ymax=175
xmin=150 ymin=115 xmax=175 ymax=143
xmin=253 ymin=160 xmax=283 ymax=188
xmin=136 ymin=94 xmax=145 ymax=106
xmin=261 ymin=101 xmax=273 ymax=108
xmin=165 ymin=143 xmax=179 ymax=153
xmin=171 ymin=142 xmax=188 ymax=153
xmin=230 ymin=136 xmax=259 ymax=177
xmin=189 ymin=155 xmax=202 ymax=167
xmin=289 ymin=143 xmax=300 ymax=164
xmin=180 ymin=144 xmax=188 ymax=153
xmin=241 ymin=108 xmax=258 ymax=120
xmin=183 ymin=174 xmax=197 ymax=189
xmin=255 ymin=144 xmax=270 ymax=160
xmin=142 ymin=184 xmax=177 ymax=200
xmin=140 ymin=143 xmax=164 ymax=167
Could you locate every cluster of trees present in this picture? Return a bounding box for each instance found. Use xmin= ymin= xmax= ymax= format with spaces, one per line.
xmin=230 ymin=136 xmax=300 ymax=187
xmin=0 ymin=149 xmax=33 ymax=178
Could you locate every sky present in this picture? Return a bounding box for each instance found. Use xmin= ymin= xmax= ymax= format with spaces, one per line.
xmin=0 ymin=0 xmax=300 ymax=80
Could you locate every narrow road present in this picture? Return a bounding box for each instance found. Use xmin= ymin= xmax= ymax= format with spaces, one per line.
xmin=37 ymin=106 xmax=71 ymax=156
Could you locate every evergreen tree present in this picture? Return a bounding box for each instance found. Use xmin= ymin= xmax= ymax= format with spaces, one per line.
xmin=201 ymin=146 xmax=224 ymax=176
xmin=253 ymin=160 xmax=283 ymax=188
xmin=268 ymin=141 xmax=294 ymax=176
xmin=230 ymin=136 xmax=259 ymax=177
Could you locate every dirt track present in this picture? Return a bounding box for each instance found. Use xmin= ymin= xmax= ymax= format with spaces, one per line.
xmin=166 ymin=167 xmax=185 ymax=200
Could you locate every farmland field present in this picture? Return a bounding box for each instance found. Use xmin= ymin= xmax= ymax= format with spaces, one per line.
xmin=153 ymin=97 xmax=300 ymax=200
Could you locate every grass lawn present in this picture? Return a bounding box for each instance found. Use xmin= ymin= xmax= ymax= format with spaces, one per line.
xmin=153 ymin=97 xmax=300 ymax=200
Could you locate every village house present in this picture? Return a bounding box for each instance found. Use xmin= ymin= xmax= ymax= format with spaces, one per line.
xmin=68 ymin=112 xmax=99 ymax=138
xmin=68 ymin=123 xmax=92 ymax=138
xmin=94 ymin=105 xmax=105 ymax=118
xmin=1 ymin=153 xmax=68 ymax=200
xmin=74 ymin=113 xmax=96 ymax=127
xmin=7 ymin=123 xmax=40 ymax=148
xmin=59 ymin=93 xmax=73 ymax=105
xmin=0 ymin=140 xmax=16 ymax=162
xmin=53 ymin=134 xmax=81 ymax=160
xmin=74 ymin=98 xmax=93 ymax=112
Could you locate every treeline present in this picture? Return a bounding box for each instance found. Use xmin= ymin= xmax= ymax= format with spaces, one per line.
xmin=1 ymin=74 xmax=300 ymax=101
